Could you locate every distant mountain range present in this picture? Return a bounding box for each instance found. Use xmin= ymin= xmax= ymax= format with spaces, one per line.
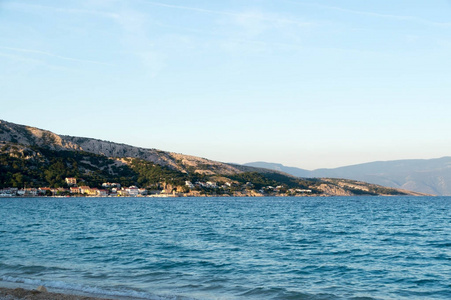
xmin=244 ymin=159 xmax=451 ymax=196
xmin=0 ymin=119 xmax=427 ymax=197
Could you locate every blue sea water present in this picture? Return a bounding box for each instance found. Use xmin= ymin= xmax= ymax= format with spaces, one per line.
xmin=0 ymin=196 xmax=450 ymax=300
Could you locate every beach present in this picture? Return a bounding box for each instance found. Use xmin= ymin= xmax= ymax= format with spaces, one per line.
xmin=0 ymin=286 xmax=116 ymax=300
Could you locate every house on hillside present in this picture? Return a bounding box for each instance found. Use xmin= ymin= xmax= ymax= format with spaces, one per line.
xmin=185 ymin=181 xmax=195 ymax=189
xmin=24 ymin=188 xmax=38 ymax=196
xmin=38 ymin=187 xmax=51 ymax=195
xmin=88 ymin=188 xmax=99 ymax=196
xmin=65 ymin=177 xmax=77 ymax=186
xmin=102 ymin=182 xmax=121 ymax=188
xmin=70 ymin=187 xmax=80 ymax=194
xmin=79 ymin=186 xmax=91 ymax=194
xmin=98 ymin=189 xmax=108 ymax=196
xmin=126 ymin=186 xmax=139 ymax=196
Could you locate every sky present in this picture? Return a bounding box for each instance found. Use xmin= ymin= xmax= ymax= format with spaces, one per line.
xmin=1 ymin=0 xmax=451 ymax=170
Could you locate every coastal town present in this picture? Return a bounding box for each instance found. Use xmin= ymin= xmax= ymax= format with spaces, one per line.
xmin=0 ymin=177 xmax=313 ymax=197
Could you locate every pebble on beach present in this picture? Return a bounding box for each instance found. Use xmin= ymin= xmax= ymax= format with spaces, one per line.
xmin=36 ymin=286 xmax=48 ymax=293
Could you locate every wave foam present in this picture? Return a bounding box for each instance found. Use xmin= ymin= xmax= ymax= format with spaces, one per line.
xmin=0 ymin=275 xmax=187 ymax=300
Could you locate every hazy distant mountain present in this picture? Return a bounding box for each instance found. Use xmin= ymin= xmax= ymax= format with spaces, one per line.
xmin=244 ymin=162 xmax=311 ymax=177
xmin=245 ymin=159 xmax=451 ymax=196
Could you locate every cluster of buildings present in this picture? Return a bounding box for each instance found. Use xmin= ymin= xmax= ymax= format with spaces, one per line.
xmin=185 ymin=181 xmax=231 ymax=189
xmin=0 ymin=185 xmax=149 ymax=197
xmin=65 ymin=178 xmax=148 ymax=197
xmin=0 ymin=178 xmax=313 ymax=198
xmin=0 ymin=178 xmax=148 ymax=197
xmin=185 ymin=181 xmax=312 ymax=195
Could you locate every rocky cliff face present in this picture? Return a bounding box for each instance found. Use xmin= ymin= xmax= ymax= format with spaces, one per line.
xmin=0 ymin=120 xmax=82 ymax=151
xmin=62 ymin=135 xmax=180 ymax=169
xmin=316 ymin=184 xmax=353 ymax=196
xmin=0 ymin=120 xmax=243 ymax=175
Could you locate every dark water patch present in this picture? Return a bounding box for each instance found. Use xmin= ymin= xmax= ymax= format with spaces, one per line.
xmin=14 ymin=264 xmax=69 ymax=275
xmin=428 ymin=241 xmax=451 ymax=248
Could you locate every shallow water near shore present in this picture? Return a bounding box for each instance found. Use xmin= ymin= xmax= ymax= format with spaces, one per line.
xmin=0 ymin=196 xmax=450 ymax=299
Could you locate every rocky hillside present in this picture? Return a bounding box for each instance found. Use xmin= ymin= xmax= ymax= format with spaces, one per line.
xmin=0 ymin=120 xmax=242 ymax=176
xmin=0 ymin=120 xmax=427 ymax=196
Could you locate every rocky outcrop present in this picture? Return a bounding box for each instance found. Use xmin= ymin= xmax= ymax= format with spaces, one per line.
xmin=0 ymin=120 xmax=246 ymax=175
xmin=316 ymin=184 xmax=354 ymax=196
xmin=0 ymin=120 xmax=82 ymax=151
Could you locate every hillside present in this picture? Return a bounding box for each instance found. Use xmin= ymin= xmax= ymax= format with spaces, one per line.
xmin=0 ymin=120 xmax=426 ymax=197
xmin=245 ymin=159 xmax=451 ymax=196
xmin=0 ymin=119 xmax=241 ymax=176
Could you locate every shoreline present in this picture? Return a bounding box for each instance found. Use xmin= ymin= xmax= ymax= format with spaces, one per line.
xmin=0 ymin=281 xmax=148 ymax=300
xmin=0 ymin=286 xmax=118 ymax=300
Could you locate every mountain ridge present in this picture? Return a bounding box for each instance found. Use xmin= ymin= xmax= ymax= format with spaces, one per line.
xmin=245 ymin=159 xmax=451 ymax=196
xmin=0 ymin=119 xmax=428 ymax=197
xmin=0 ymin=119 xmax=246 ymax=176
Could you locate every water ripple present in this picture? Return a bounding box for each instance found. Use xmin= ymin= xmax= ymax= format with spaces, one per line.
xmin=0 ymin=196 xmax=450 ymax=299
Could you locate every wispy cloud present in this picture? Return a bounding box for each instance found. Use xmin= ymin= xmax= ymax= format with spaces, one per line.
xmin=6 ymin=2 xmax=120 ymax=20
xmin=141 ymin=1 xmax=313 ymax=55
xmin=284 ymin=1 xmax=451 ymax=28
xmin=323 ymin=5 xmax=451 ymax=28
xmin=0 ymin=46 xmax=114 ymax=66
xmin=144 ymin=1 xmax=231 ymax=16
xmin=113 ymin=8 xmax=167 ymax=76
xmin=144 ymin=1 xmax=312 ymax=27
xmin=3 ymin=1 xmax=163 ymax=73
xmin=0 ymin=51 xmax=72 ymax=73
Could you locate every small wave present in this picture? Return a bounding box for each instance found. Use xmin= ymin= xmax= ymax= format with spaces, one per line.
xmin=0 ymin=275 xmax=175 ymax=300
xmin=412 ymin=279 xmax=439 ymax=286
xmin=428 ymin=241 xmax=451 ymax=248
xmin=1 ymin=263 xmax=69 ymax=274
xmin=395 ymin=288 xmax=451 ymax=298
xmin=238 ymin=286 xmax=338 ymax=300
xmin=71 ymin=236 xmax=96 ymax=241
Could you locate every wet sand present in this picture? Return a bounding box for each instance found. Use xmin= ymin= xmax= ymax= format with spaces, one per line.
xmin=0 ymin=287 xmax=116 ymax=300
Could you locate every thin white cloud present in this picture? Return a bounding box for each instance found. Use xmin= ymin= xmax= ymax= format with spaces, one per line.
xmin=0 ymin=51 xmax=44 ymax=65
xmin=3 ymin=2 xmax=160 ymax=71
xmin=144 ymin=1 xmax=231 ymax=16
xmin=113 ymin=8 xmax=166 ymax=77
xmin=142 ymin=1 xmax=314 ymax=56
xmin=322 ymin=4 xmax=451 ymax=28
xmin=144 ymin=1 xmax=312 ymax=27
xmin=6 ymin=2 xmax=120 ymax=20
xmin=284 ymin=1 xmax=451 ymax=28
xmin=0 ymin=46 xmax=114 ymax=66
xmin=0 ymin=51 xmax=73 ymax=72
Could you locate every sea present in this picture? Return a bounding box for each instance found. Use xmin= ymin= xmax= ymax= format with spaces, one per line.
xmin=0 ymin=196 xmax=450 ymax=300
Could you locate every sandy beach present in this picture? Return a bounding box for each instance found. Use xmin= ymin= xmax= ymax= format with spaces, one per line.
xmin=0 ymin=287 xmax=116 ymax=300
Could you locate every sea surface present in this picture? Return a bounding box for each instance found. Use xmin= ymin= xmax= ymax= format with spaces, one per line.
xmin=0 ymin=196 xmax=450 ymax=300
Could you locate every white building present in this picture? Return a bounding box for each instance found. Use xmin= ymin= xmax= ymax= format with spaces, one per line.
xmin=185 ymin=181 xmax=195 ymax=189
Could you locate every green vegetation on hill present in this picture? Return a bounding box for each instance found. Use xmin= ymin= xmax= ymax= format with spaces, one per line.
xmin=0 ymin=139 xmax=420 ymax=196
xmin=0 ymin=144 xmax=189 ymax=189
xmin=0 ymin=143 xmax=321 ymax=195
xmin=229 ymin=171 xmax=320 ymax=191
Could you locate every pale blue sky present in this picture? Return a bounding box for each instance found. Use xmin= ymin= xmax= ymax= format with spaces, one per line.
xmin=1 ymin=0 xmax=451 ymax=169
